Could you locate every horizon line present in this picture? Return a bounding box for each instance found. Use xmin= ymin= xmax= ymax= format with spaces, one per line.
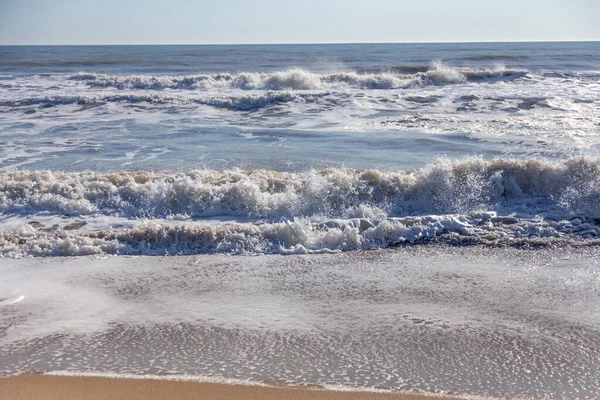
xmin=1 ymin=39 xmax=599 ymax=46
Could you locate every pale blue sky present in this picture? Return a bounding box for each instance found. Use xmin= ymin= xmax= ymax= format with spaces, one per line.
xmin=1 ymin=0 xmax=598 ymax=45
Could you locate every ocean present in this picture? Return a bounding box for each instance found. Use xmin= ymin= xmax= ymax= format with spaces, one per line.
xmin=1 ymin=42 xmax=600 ymax=398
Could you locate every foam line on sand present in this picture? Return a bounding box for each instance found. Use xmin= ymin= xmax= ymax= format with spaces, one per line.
xmin=0 ymin=374 xmax=472 ymax=400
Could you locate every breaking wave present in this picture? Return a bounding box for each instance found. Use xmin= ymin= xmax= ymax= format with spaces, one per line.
xmin=68 ymin=63 xmax=530 ymax=91
xmin=3 ymin=214 xmax=600 ymax=257
xmin=2 ymin=157 xmax=600 ymax=220
xmin=2 ymin=157 xmax=600 ymax=257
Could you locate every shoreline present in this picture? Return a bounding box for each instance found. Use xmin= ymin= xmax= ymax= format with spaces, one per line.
xmin=2 ymin=248 xmax=598 ymax=399
xmin=0 ymin=374 xmax=470 ymax=400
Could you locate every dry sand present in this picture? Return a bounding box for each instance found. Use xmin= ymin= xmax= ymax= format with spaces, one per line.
xmin=0 ymin=375 xmax=467 ymax=400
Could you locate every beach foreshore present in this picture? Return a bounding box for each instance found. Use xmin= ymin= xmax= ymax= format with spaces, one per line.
xmin=0 ymin=375 xmax=468 ymax=400
xmin=2 ymin=247 xmax=599 ymax=399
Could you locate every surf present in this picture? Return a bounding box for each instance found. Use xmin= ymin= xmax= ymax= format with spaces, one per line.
xmin=67 ymin=63 xmax=530 ymax=91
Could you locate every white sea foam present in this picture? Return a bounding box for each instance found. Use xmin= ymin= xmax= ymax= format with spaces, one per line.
xmin=2 ymin=158 xmax=600 ymax=257
xmin=68 ymin=64 xmax=529 ymax=91
xmin=2 ymin=92 xmax=301 ymax=111
xmin=0 ymin=295 xmax=24 ymax=305
xmin=45 ymin=371 xmax=269 ymax=387
xmin=2 ymin=158 xmax=600 ymax=220
xmin=2 ymin=62 xmax=598 ymax=160
xmin=3 ymin=45 xmax=600 ymax=400
xmin=2 ymin=214 xmax=599 ymax=258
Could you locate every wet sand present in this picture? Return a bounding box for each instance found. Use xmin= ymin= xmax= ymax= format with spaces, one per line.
xmin=2 ymin=248 xmax=599 ymax=399
xmin=0 ymin=375 xmax=466 ymax=400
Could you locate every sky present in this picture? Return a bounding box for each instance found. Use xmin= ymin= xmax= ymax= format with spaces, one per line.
xmin=1 ymin=0 xmax=599 ymax=45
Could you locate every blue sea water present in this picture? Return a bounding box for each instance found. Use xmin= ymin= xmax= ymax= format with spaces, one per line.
xmin=2 ymin=42 xmax=600 ymax=400
xmin=1 ymin=42 xmax=599 ymax=172
xmin=0 ymin=42 xmax=600 ymax=256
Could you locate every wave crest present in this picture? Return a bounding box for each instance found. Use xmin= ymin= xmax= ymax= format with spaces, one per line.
xmin=3 ymin=157 xmax=600 ymax=257
xmin=68 ymin=64 xmax=529 ymax=91
xmin=2 ymin=214 xmax=599 ymax=257
xmin=2 ymin=158 xmax=599 ymax=221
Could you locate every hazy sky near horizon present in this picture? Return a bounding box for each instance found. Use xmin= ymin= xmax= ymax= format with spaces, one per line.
xmin=1 ymin=0 xmax=598 ymax=45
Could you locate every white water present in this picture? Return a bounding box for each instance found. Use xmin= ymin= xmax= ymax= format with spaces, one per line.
xmin=2 ymin=64 xmax=599 ymax=173
xmin=2 ymin=43 xmax=600 ymax=399
xmin=2 ymin=158 xmax=600 ymax=257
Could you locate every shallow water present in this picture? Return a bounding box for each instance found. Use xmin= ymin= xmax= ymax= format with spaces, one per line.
xmin=1 ymin=246 xmax=599 ymax=398
xmin=1 ymin=42 xmax=600 ymax=174
xmin=2 ymin=44 xmax=600 ymax=258
xmin=1 ymin=43 xmax=600 ymax=398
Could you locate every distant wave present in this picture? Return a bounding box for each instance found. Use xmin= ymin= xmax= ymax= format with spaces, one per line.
xmin=0 ymin=92 xmax=303 ymax=111
xmin=541 ymin=71 xmax=600 ymax=80
xmin=458 ymin=54 xmax=531 ymax=61
xmin=68 ymin=63 xmax=530 ymax=91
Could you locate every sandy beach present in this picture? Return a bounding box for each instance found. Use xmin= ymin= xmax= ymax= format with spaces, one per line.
xmin=0 ymin=375 xmax=467 ymax=400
